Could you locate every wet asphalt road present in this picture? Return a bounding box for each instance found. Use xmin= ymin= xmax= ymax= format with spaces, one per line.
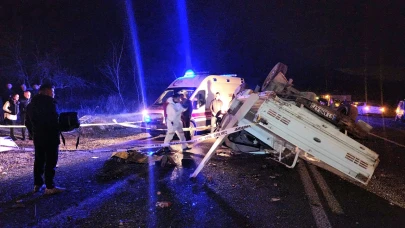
xmin=1 ymin=116 xmax=405 ymax=227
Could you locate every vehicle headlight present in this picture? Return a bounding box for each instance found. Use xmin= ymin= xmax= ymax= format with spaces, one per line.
xmin=142 ymin=110 xmax=151 ymax=123
xmin=380 ymin=107 xmax=385 ymax=112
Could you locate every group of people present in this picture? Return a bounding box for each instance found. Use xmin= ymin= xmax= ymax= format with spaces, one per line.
xmin=1 ymin=83 xmax=225 ymax=196
xmin=1 ymin=83 xmax=39 ymax=140
xmin=2 ymin=82 xmax=65 ymax=195
xmin=162 ymin=91 xmax=224 ymax=152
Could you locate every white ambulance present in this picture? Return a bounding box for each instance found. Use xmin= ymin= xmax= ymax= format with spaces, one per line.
xmin=141 ymin=71 xmax=244 ymax=137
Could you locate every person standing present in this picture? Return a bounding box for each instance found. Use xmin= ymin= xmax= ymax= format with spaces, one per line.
xmin=25 ymin=84 xmax=65 ymax=195
xmin=209 ymin=92 xmax=223 ymax=132
xmin=3 ymin=93 xmax=20 ymax=140
xmin=19 ymin=91 xmax=32 ymax=140
xmin=180 ymin=93 xmax=193 ymax=141
xmin=1 ymin=83 xmax=14 ymax=123
xmin=163 ymin=94 xmax=189 ymax=152
xmin=18 ymin=83 xmax=28 ymax=98
xmin=1 ymin=83 xmax=13 ymax=104
xmin=31 ymin=84 xmax=40 ymax=97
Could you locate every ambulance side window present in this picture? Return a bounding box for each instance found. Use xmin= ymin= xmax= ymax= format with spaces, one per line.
xmin=193 ymin=90 xmax=206 ymax=109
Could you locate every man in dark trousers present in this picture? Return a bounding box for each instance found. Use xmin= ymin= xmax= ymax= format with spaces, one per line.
xmin=26 ymin=83 xmax=65 ymax=195
xmin=180 ymin=93 xmax=193 ymax=141
xmin=19 ymin=91 xmax=32 ymax=140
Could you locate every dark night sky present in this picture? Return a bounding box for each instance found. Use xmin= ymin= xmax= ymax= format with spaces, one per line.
xmin=1 ymin=0 xmax=404 ymax=104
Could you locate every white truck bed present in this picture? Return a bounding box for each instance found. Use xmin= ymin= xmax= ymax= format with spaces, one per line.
xmin=191 ymin=91 xmax=379 ymax=185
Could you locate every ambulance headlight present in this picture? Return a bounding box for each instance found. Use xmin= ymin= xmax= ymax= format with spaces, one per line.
xmin=142 ymin=110 xmax=151 ymax=123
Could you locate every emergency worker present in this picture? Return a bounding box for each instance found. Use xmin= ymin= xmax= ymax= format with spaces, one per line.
xmin=209 ymin=92 xmax=223 ymax=132
xmin=20 ymin=91 xmax=32 ymax=140
xmin=163 ymin=94 xmax=190 ymax=152
xmin=26 ymin=84 xmax=65 ymax=195
xmin=180 ymin=93 xmax=193 ymax=141
xmin=3 ymin=93 xmax=19 ymax=140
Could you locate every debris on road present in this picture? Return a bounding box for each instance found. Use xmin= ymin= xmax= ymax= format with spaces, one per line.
xmin=156 ymin=201 xmax=172 ymax=208
xmin=271 ymin=197 xmax=281 ymax=202
xmin=111 ymin=150 xmax=148 ymax=164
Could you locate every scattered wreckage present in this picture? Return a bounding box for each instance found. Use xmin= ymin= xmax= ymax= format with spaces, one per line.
xmin=191 ymin=62 xmax=379 ymax=185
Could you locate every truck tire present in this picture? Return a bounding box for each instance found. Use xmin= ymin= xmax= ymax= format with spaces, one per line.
xmin=261 ymin=62 xmax=288 ymax=91
xmin=348 ymin=105 xmax=358 ymax=121
xmin=337 ymin=104 xmax=358 ymax=121
xmin=149 ymin=131 xmax=161 ymax=137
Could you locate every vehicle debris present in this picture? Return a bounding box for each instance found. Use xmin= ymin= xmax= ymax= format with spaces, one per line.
xmin=156 ymin=201 xmax=172 ymax=208
xmin=191 ymin=62 xmax=379 ymax=185
xmin=271 ymin=197 xmax=281 ymax=202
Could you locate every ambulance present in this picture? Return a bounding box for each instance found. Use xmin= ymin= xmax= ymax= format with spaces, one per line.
xmin=141 ymin=70 xmax=244 ymax=137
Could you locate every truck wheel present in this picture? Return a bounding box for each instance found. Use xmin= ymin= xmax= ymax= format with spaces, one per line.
xmin=337 ymin=104 xmax=358 ymax=121
xmin=149 ymin=132 xmax=161 ymax=137
xmin=348 ymin=105 xmax=358 ymax=121
xmin=261 ymin=62 xmax=288 ymax=91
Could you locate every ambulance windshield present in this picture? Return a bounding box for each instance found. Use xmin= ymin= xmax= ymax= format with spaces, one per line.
xmin=152 ymin=87 xmax=196 ymax=106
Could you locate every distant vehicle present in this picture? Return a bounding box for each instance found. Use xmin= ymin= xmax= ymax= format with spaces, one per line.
xmin=353 ymin=101 xmax=386 ymax=116
xmin=395 ymin=100 xmax=405 ymax=121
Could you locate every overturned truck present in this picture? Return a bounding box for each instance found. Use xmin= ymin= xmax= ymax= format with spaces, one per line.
xmin=191 ymin=63 xmax=379 ymax=185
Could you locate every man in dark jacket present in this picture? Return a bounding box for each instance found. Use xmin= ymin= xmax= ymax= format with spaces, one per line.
xmin=180 ymin=93 xmax=193 ymax=141
xmin=19 ymin=91 xmax=32 ymax=140
xmin=26 ymin=83 xmax=65 ymax=195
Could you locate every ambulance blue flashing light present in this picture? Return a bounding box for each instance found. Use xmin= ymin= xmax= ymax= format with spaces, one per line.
xmin=183 ymin=69 xmax=195 ymax=78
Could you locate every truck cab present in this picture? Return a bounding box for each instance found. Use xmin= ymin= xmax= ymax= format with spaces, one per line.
xmin=141 ymin=71 xmax=244 ymax=137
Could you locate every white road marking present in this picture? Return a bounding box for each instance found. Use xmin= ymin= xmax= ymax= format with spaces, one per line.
xmin=298 ymin=161 xmax=332 ymax=228
xmin=309 ymin=164 xmax=344 ymax=214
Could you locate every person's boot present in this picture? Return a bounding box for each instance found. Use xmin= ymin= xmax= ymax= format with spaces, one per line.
xmin=44 ymin=186 xmax=66 ymax=195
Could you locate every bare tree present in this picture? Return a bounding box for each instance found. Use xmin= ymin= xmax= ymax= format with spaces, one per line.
xmin=129 ymin=67 xmax=144 ymax=109
xmin=8 ymin=35 xmax=30 ymax=84
xmin=99 ymin=42 xmax=126 ymax=108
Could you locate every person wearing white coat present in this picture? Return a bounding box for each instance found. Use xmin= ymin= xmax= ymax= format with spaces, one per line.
xmin=163 ymin=94 xmax=190 ymax=152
